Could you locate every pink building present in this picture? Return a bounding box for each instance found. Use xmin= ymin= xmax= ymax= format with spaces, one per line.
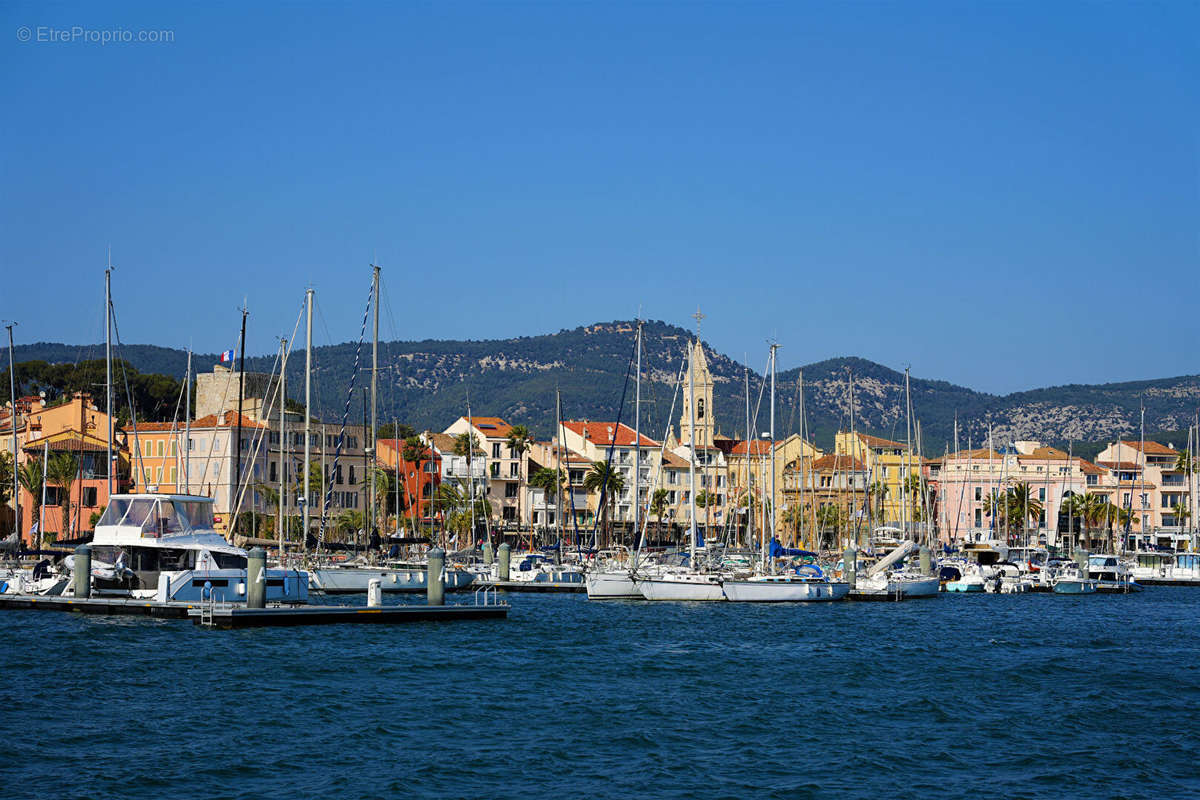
xmin=935 ymin=441 xmax=1105 ymax=546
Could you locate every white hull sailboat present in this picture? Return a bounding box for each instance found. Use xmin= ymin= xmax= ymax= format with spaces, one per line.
xmin=637 ymin=570 xmax=726 ymax=601
xmin=722 ymin=575 xmax=849 ymax=602
xmin=585 ymin=570 xmax=642 ymax=599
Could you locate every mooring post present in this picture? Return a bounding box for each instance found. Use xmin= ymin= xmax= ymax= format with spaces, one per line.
xmin=1075 ymin=548 xmax=1090 ymax=580
xmin=427 ymin=547 xmax=445 ymax=606
xmin=73 ymin=544 xmax=91 ymax=599
xmin=483 ymin=540 xmax=494 ymax=566
xmin=247 ymin=547 xmax=266 ymax=608
xmin=367 ymin=578 xmax=382 ymax=607
xmin=844 ymin=546 xmax=856 ymax=592
xmin=497 ymin=542 xmax=511 ymax=582
xmin=919 ymin=545 xmax=932 ymax=576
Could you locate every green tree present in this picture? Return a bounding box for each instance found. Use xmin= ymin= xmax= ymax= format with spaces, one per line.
xmin=254 ymin=482 xmax=280 ymax=537
xmin=46 ymin=452 xmax=80 ymax=536
xmin=815 ymin=504 xmax=843 ymax=549
xmin=505 ymin=425 xmax=532 ymax=533
xmin=583 ymin=461 xmax=625 ymax=545
xmin=1174 ymin=449 xmax=1197 ymax=474
xmin=528 ymin=466 xmax=563 ymax=534
xmin=335 ymin=509 xmax=364 ymax=538
xmin=649 ymin=488 xmax=669 ymax=542
xmin=1005 ymin=482 xmax=1043 ymax=544
xmin=18 ymin=457 xmax=45 ymax=542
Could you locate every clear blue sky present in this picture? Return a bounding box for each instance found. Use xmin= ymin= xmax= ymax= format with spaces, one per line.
xmin=2 ymin=1 xmax=1196 ymax=394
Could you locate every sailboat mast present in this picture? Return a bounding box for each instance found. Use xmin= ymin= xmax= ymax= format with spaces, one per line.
xmin=688 ymin=340 xmax=697 ymax=564
xmin=744 ymin=365 xmax=752 ymax=550
xmin=278 ymin=338 xmax=286 ymax=554
xmin=370 ymin=264 xmax=380 ymax=547
xmin=768 ymin=343 xmax=778 ymax=567
xmin=6 ymin=322 xmax=17 ymax=538
xmin=634 ymin=319 xmax=641 ymax=549
xmin=555 ymin=388 xmax=564 ymax=546
xmin=234 ymin=304 xmax=247 ymax=526
xmin=184 ymin=349 xmax=192 ymax=494
xmin=303 ymin=288 xmax=313 ymax=554
xmin=105 ymin=261 xmax=113 ymax=499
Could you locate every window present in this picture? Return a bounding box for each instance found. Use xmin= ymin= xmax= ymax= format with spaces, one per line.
xmin=157 ymin=440 xmax=164 ymax=458
xmin=505 ymin=483 xmax=518 ymax=498
xmin=1038 ymin=488 xmax=1045 ymax=502
xmin=169 ymin=466 xmax=177 ymax=484
xmin=336 ymin=464 xmax=343 ymax=485
xmin=270 ymin=461 xmax=277 ymax=482
xmin=144 ymin=439 xmax=153 ymax=456
xmin=492 ymin=443 xmax=501 ymax=458
xmin=974 ymin=487 xmax=982 ymax=501
xmin=349 ymin=466 xmax=357 ymax=485
xmin=82 ymin=487 xmax=97 ymax=507
xmin=490 ymin=463 xmax=500 ymax=478
xmin=169 ymin=440 xmax=177 ymax=456
xmin=509 ymin=463 xmax=519 ymax=478
xmin=156 ymin=467 xmax=163 ymax=484
xmin=697 ymin=398 xmax=705 ymax=419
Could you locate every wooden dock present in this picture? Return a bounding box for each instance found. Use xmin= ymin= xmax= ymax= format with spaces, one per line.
xmin=0 ymin=594 xmax=508 ymax=627
xmin=189 ymin=602 xmax=509 ymax=628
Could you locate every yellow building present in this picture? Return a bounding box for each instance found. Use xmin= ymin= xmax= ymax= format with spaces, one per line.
xmin=834 ymin=431 xmax=920 ymax=531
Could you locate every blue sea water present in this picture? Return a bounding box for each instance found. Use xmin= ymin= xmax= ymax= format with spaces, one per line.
xmin=2 ymin=590 xmax=1199 ymax=800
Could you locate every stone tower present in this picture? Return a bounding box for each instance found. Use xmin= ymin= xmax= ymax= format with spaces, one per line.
xmin=681 ymin=339 xmax=715 ymax=448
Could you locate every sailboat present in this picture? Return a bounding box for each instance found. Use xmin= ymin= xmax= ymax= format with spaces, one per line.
xmin=303 ymin=267 xmax=474 ymax=594
xmin=637 ymin=329 xmax=726 ymax=602
xmin=722 ymin=344 xmax=849 ymax=602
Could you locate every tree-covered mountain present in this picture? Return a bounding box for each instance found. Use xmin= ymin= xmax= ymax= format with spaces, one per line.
xmin=9 ymin=322 xmax=1200 ymax=453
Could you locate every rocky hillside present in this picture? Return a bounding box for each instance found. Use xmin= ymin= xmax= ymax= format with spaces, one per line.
xmin=11 ymin=322 xmax=1199 ymax=452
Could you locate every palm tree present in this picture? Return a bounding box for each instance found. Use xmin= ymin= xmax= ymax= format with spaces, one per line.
xmin=1174 ymin=449 xmax=1196 ymax=474
xmin=649 ymin=488 xmax=669 ymax=543
xmin=334 ymin=509 xmax=364 ymax=539
xmin=505 ymin=425 xmax=532 ymax=536
xmin=17 ymin=457 xmax=44 ymax=543
xmin=46 ymin=452 xmax=80 ymax=537
xmin=1006 ymin=482 xmax=1043 ymax=545
xmin=583 ymin=461 xmax=625 ymax=546
xmin=866 ymin=480 xmax=888 ymax=523
xmin=815 ymin=504 xmax=843 ymax=549
xmin=254 ymin=482 xmax=280 ymax=537
xmin=528 ymin=467 xmax=564 ymax=537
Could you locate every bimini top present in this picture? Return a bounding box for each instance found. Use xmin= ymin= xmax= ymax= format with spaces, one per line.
xmin=94 ymin=493 xmax=231 ymax=548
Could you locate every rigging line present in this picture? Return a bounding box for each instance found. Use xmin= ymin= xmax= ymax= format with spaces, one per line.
xmin=318 ymin=278 xmax=374 ymax=550
xmin=107 ymin=304 xmax=148 ymax=487
xmin=228 ymin=341 xmax=288 ymax=527
xmin=635 ymin=352 xmax=688 ymax=550
xmin=587 ymin=332 xmax=639 ymax=551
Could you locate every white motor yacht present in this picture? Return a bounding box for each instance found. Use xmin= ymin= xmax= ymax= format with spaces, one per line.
xmin=59 ymin=493 xmax=308 ymax=604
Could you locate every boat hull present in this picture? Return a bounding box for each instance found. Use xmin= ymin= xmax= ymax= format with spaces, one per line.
xmin=722 ymin=579 xmax=848 ymax=602
xmin=585 ymin=571 xmax=642 ymax=599
xmin=310 ymin=567 xmax=475 ymax=593
xmin=637 ymin=576 xmax=725 ymax=602
xmin=1053 ymin=579 xmax=1098 ymax=594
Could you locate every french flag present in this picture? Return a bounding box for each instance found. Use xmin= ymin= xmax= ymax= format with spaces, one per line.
xmin=220 ymin=349 xmax=235 ymax=363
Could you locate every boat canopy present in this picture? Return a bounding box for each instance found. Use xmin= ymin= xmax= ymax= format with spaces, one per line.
xmin=97 ymin=495 xmax=217 ymax=538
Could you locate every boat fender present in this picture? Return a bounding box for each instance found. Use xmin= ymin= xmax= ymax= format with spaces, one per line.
xmin=0 ymin=581 xmax=6 ymax=594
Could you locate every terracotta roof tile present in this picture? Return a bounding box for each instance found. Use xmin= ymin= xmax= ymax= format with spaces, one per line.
xmin=563 ymin=421 xmax=658 ymax=447
xmin=811 ymin=454 xmax=867 ymax=471
xmin=1122 ymin=440 xmax=1178 ymax=455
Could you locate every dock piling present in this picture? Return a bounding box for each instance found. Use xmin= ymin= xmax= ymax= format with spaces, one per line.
xmin=497 ymin=543 xmax=511 ymax=582
xmin=427 ymin=548 xmax=445 ymax=606
xmin=919 ymin=546 xmax=932 ymax=576
xmin=483 ymin=540 xmax=494 ymax=565
xmin=73 ymin=544 xmax=91 ymax=599
xmin=844 ymin=546 xmax=857 ymax=591
xmin=247 ymin=548 xmax=266 ymax=608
